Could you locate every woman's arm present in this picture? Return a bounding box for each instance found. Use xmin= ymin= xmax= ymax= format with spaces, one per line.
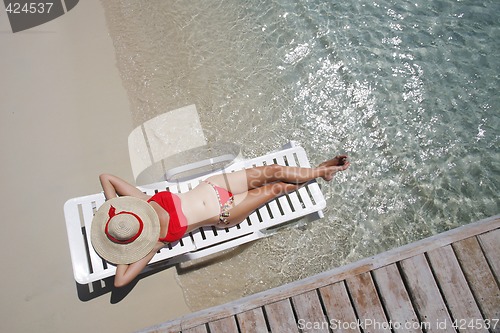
xmin=99 ymin=174 xmax=158 ymax=287
xmin=114 ymin=241 xmax=165 ymax=288
xmin=99 ymin=173 xmax=149 ymax=201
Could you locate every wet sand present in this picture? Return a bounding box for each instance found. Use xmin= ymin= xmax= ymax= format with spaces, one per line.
xmin=0 ymin=1 xmax=190 ymax=332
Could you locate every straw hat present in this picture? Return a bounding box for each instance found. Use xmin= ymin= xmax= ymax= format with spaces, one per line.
xmin=91 ymin=196 xmax=160 ymax=264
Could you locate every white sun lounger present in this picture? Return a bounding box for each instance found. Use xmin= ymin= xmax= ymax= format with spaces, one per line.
xmin=64 ymin=142 xmax=326 ymax=285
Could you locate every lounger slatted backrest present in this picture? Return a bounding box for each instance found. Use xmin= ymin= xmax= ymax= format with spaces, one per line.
xmin=64 ymin=142 xmax=326 ymax=285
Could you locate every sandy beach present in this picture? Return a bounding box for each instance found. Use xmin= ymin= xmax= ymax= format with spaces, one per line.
xmin=0 ymin=1 xmax=190 ymax=332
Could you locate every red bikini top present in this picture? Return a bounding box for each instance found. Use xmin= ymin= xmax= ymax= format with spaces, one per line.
xmin=148 ymin=191 xmax=188 ymax=242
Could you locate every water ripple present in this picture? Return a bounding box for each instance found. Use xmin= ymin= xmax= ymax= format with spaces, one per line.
xmin=102 ymin=0 xmax=500 ymax=310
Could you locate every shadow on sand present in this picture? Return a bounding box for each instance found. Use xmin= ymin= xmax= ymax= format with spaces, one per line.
xmin=74 ymin=243 xmax=251 ymax=303
xmin=75 ymin=264 xmax=172 ymax=303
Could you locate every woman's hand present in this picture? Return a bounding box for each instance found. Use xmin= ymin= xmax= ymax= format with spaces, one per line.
xmin=114 ymin=241 xmax=165 ymax=288
xmin=99 ymin=174 xmax=162 ymax=287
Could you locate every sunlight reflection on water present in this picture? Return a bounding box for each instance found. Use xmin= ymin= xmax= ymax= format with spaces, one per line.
xmin=101 ymin=0 xmax=499 ymax=310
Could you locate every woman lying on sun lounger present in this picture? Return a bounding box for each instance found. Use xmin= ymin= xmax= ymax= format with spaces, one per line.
xmin=91 ymin=155 xmax=350 ymax=287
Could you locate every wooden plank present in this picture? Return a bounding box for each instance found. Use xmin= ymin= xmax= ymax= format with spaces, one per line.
xmin=265 ymin=299 xmax=299 ymax=333
xmin=452 ymin=236 xmax=500 ymax=332
xmin=140 ymin=321 xmax=181 ymax=333
xmin=399 ymin=254 xmax=455 ymax=333
xmin=138 ymin=217 xmax=500 ymax=333
xmin=236 ymin=307 xmax=268 ymax=333
xmin=183 ymin=217 xmax=498 ymax=323
xmin=346 ymin=272 xmax=391 ymax=333
xmin=182 ymin=324 xmax=208 ymax=333
xmin=478 ymin=228 xmax=500 ymax=280
xmin=292 ymin=290 xmax=329 ymax=333
xmin=427 ymin=245 xmax=488 ymax=333
xmin=207 ymin=316 xmax=239 ymax=332
xmin=372 ymin=264 xmax=422 ymax=333
xmin=319 ymin=281 xmax=361 ymax=333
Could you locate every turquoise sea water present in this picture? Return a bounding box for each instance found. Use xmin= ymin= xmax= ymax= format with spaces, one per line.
xmin=102 ymin=0 xmax=499 ymax=309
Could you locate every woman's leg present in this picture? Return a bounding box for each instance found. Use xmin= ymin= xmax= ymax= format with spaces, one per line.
xmin=206 ymin=155 xmax=349 ymax=194
xmin=218 ymin=182 xmax=301 ymax=228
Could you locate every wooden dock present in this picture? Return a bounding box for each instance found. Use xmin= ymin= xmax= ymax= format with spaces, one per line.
xmin=139 ymin=215 xmax=500 ymax=333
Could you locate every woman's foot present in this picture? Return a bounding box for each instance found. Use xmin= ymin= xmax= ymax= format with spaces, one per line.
xmin=319 ymin=155 xmax=350 ymax=181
